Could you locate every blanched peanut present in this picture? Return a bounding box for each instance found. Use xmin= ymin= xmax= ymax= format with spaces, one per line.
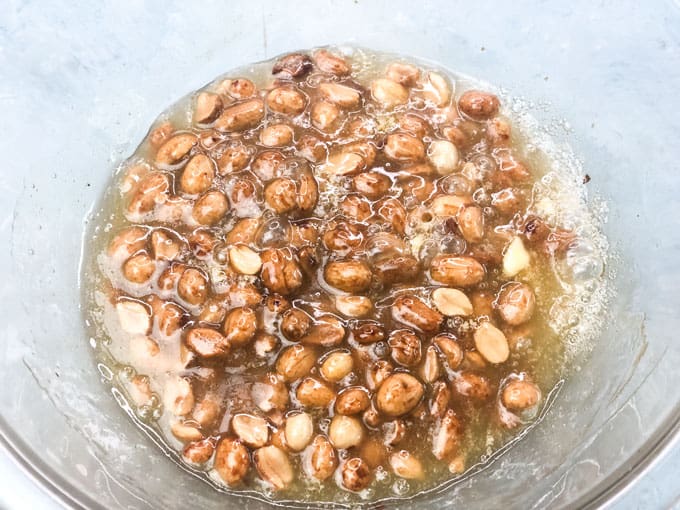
xmin=300 ymin=315 xmax=346 ymax=347
xmin=428 ymin=140 xmax=459 ymax=175
xmin=391 ymin=295 xmax=443 ymax=333
xmin=335 ymin=387 xmax=370 ymax=415
xmin=217 ymin=142 xmax=252 ymax=175
xmin=434 ymin=334 xmax=464 ymax=369
xmin=185 ymin=327 xmax=230 ymax=358
xmin=222 ymin=307 xmax=257 ymax=346
xmin=432 ymin=288 xmax=473 ymax=316
xmin=420 ymin=72 xmax=452 ymax=107
xmin=387 ymin=63 xmax=420 ymax=87
xmin=314 ymin=49 xmax=350 ymax=76
xmin=384 ymin=133 xmax=425 ymax=162
xmin=320 ymin=351 xmax=354 ymax=382
xmin=177 ymin=267 xmax=208 ymax=305
xmin=192 ymin=190 xmax=228 ymax=225
xmin=430 ymin=255 xmax=485 ymax=287
xmin=305 ymin=435 xmax=337 ymax=480
xmin=108 ymin=226 xmax=148 ymax=258
xmin=501 ymin=379 xmax=541 ymax=411
xmin=431 ymin=409 xmax=462 ymax=460
xmin=352 ymin=171 xmax=390 ymax=200
xmin=318 ymin=82 xmax=361 ymax=109
xmin=272 ymin=53 xmax=313 ymax=78
xmin=276 ymin=343 xmax=316 ymax=381
xmin=474 ymin=322 xmax=509 ymax=364
xmin=376 ymin=373 xmax=424 ymax=417
xmin=171 ymin=421 xmax=203 ymax=442
xmin=123 ymin=252 xmax=156 ymax=283
xmin=453 ymin=371 xmax=492 ymax=400
xmin=214 ymin=98 xmax=265 ymax=131
xmin=342 ymin=458 xmax=371 ymax=491
xmin=329 ymin=415 xmax=365 ymax=449
xmin=324 ymin=260 xmax=372 ymax=293
xmin=214 ymin=438 xmax=250 ymax=486
xmin=267 ymin=87 xmax=307 ymax=115
xmin=388 ymin=329 xmax=422 ymax=366
xmin=296 ymin=377 xmax=335 ymax=407
xmin=457 ymin=205 xmax=484 ymax=243
xmin=429 ymin=380 xmax=451 ymax=418
xmin=260 ymin=124 xmax=294 ymax=147
xmin=252 ymin=373 xmax=289 ymax=412
xmin=280 ymin=308 xmax=312 ymax=340
xmin=390 ymin=450 xmax=424 ymax=479
xmin=335 ymin=295 xmax=373 ymax=318
xmin=254 ymin=445 xmax=293 ymax=490
xmin=503 ymin=236 xmax=531 ymax=277
xmin=458 ymin=90 xmax=500 ymax=120
xmin=284 ymin=412 xmax=314 ymax=451
xmin=116 ymin=299 xmax=150 ymax=335
xmin=194 ymin=92 xmax=223 ymax=124
xmin=421 ymin=345 xmax=441 ymax=383
xmin=371 ymin=78 xmax=409 ymax=108
xmin=155 ymin=133 xmax=197 ymax=167
xmin=151 ymin=229 xmax=183 ymax=261
xmin=164 ymin=376 xmax=194 ymax=416
xmin=430 ymin=194 xmax=473 ymax=217
xmin=264 ymin=178 xmax=297 ymax=213
xmin=365 ymin=360 xmax=393 ymax=390
xmin=127 ymin=172 xmax=170 ymax=215
xmin=183 ymin=437 xmax=216 ymax=464
xmin=226 ymin=217 xmax=260 ymax=244
xmin=497 ymin=282 xmax=535 ymax=325
xmin=260 ymin=248 xmax=303 ymax=295
xmin=232 ymin=414 xmax=269 ymax=448
xmin=321 ymin=151 xmax=365 ymax=176
xmin=180 ymin=154 xmax=215 ymax=195
xmin=311 ymin=101 xmax=341 ymax=131
xmin=228 ymin=244 xmax=262 ymax=275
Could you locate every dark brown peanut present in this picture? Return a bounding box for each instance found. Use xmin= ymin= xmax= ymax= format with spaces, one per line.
xmin=177 ymin=267 xmax=208 ymax=305
xmin=373 ymin=254 xmax=420 ymax=285
xmin=265 ymin=178 xmax=298 ymax=213
xmin=280 ymin=307 xmax=312 ymax=340
xmin=335 ymin=387 xmax=371 ymax=415
xmin=430 ymin=255 xmax=485 ymax=287
xmin=388 ymin=329 xmax=422 ymax=366
xmin=453 ymin=371 xmax=493 ymax=400
xmin=222 ymin=307 xmax=257 ymax=346
xmin=365 ymin=360 xmax=393 ymax=390
xmin=301 ymin=315 xmax=346 ymax=347
xmin=391 ymin=295 xmax=443 ymax=333
xmin=272 ymin=53 xmax=313 ymax=78
xmin=342 ymin=458 xmax=371 ymax=491
xmin=261 ymin=248 xmax=303 ymax=295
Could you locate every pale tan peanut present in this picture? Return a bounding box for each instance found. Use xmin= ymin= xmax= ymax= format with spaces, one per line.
xmin=183 ymin=438 xmax=216 ymax=464
xmin=217 ymin=142 xmax=252 ymax=175
xmin=129 ymin=334 xmax=160 ymax=363
xmin=335 ymin=387 xmax=370 ymax=415
xmin=391 ymin=295 xmax=443 ymax=333
xmin=150 ymin=229 xmax=183 ymax=261
xmin=148 ymin=121 xmax=174 ymax=148
xmin=296 ymin=377 xmax=335 ymax=407
xmin=390 ymin=450 xmax=424 ymax=479
xmin=352 ymin=171 xmax=390 ymax=200
xmin=164 ymin=376 xmax=194 ymax=416
xmin=384 ymin=133 xmax=425 ymax=162
xmin=123 ymin=251 xmax=156 ymax=283
xmin=192 ymin=396 xmax=221 ymax=428
xmin=305 ymin=435 xmax=337 ymax=481
xmin=254 ymin=445 xmax=294 ymax=490
xmin=371 ymin=78 xmax=409 ymax=108
xmin=108 ymin=226 xmax=148 ymax=257
xmin=194 ymin=92 xmax=223 ymax=124
xmin=226 ymin=217 xmax=260 ymax=244
xmin=430 ymin=255 xmax=485 ymax=287
xmin=430 ymin=194 xmax=473 ymax=217
xmin=177 ymin=267 xmax=208 ymax=305
xmin=387 ymin=63 xmax=420 ymax=87
xmin=318 ymin=82 xmax=361 ymax=109
xmin=214 ymin=437 xmax=250 ymax=486
xmin=252 ymin=373 xmax=289 ymax=412
xmin=388 ymin=329 xmax=422 ymax=366
xmin=321 ymin=151 xmax=365 ymax=176
xmin=126 ymin=375 xmax=153 ymax=406
xmin=311 ymin=101 xmax=341 ymax=132
xmin=420 ymin=72 xmax=452 ymax=107
xmin=428 ymin=140 xmax=459 ymax=174
xmin=297 ymin=134 xmax=327 ymax=163
xmin=149 ymin=298 xmax=185 ymax=337
xmin=335 ymin=295 xmax=373 ymax=318
xmin=260 ymin=248 xmax=303 ymax=295
xmin=432 ymin=288 xmax=473 ymax=316
xmin=429 ymin=380 xmax=451 ymax=418
xmin=232 ymin=414 xmax=269 ymax=448
xmin=127 ymin=172 xmax=170 ymax=215
xmin=254 ymin=332 xmax=279 ymax=357
xmin=272 ymin=53 xmax=313 ymax=78
xmin=503 ymin=236 xmax=531 ymax=277
xmin=280 ymin=307 xmax=312 ymax=341
xmin=376 ymin=373 xmax=424 ymax=417
xmin=192 ymin=190 xmax=228 ymax=225
xmin=300 ymin=315 xmax=346 ymax=347
xmin=180 ymin=154 xmax=215 ymax=195
xmin=222 ymin=307 xmax=257 ymax=346
xmin=284 ymin=412 xmax=314 ymax=451
xmin=457 ymin=205 xmax=484 ymax=242
xmin=329 ymin=415 xmax=365 ymax=449
xmin=266 ymin=87 xmax=307 ymax=115
xmin=340 ymin=194 xmax=372 ymax=221
xmin=383 ymin=419 xmax=406 ymax=446
xmin=116 ymin=299 xmax=150 ymax=335
xmin=185 ymin=327 xmax=230 ymax=358
xmin=264 ymin=177 xmax=297 ymax=213
xmin=342 ymin=457 xmax=371 ymax=491
xmin=497 ymin=282 xmax=535 ymax=325
xmin=474 ymin=321 xmax=509 ymax=364
xmin=421 ymin=345 xmax=441 ymax=383
xmin=365 ymin=360 xmax=393 ymax=391
xmin=487 ymin=117 xmax=511 ymax=145
xmin=458 ymin=90 xmax=500 ymax=120
xmin=276 ymin=344 xmax=317 ymax=381
xmin=501 ymin=379 xmax=541 ymax=411
xmin=313 ymin=49 xmax=350 ymax=76
xmin=453 ymin=371 xmax=493 ymax=400
xmin=449 ymin=455 xmax=466 ymax=474
xmin=431 ymin=409 xmax=462 ymax=460
xmin=260 ymin=123 xmax=294 ymax=147
xmin=433 ymin=334 xmax=464 ymax=369
xmin=214 ymin=98 xmax=265 ymax=131
xmin=320 ymin=351 xmax=354 ymax=382
xmin=324 ymin=260 xmax=372 ymax=293
xmin=228 ymin=244 xmax=262 ymax=275
xmin=171 ymin=421 xmax=203 ymax=442
xmin=155 ymin=133 xmax=197 ymax=167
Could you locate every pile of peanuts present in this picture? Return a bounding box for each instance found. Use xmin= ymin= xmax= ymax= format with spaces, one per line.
xmin=102 ymin=48 xmax=572 ymax=496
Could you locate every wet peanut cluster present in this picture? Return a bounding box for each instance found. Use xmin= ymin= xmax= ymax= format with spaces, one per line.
xmin=102 ymin=48 xmax=567 ymax=497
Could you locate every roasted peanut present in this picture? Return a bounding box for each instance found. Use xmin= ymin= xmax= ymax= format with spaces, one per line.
xmin=297 ymin=168 xmax=319 ymax=212
xmin=431 ymin=409 xmax=462 ymax=460
xmin=365 ymin=360 xmax=393 ymax=391
xmin=272 ymin=53 xmax=313 ymax=78
xmin=421 ymin=345 xmax=441 ymax=383
xmin=352 ymin=171 xmax=390 ymax=200
xmin=371 ymin=78 xmax=409 ymax=108
xmin=219 ymin=78 xmax=256 ymax=99
xmin=127 ymin=171 xmax=170 ymax=215
xmin=420 ymin=72 xmax=451 ymax=107
xmin=354 ymin=322 xmax=386 ymax=344
xmin=254 ymin=445 xmax=294 ymax=490
xmin=329 ymin=415 xmax=365 ymax=449
xmin=387 ymin=63 xmax=420 ymax=87
xmin=430 ymin=255 xmax=485 ymax=287
xmin=324 ymin=259 xmax=372 ymax=293
xmin=296 ymin=377 xmax=335 ymax=407
xmin=260 ymin=123 xmax=294 ymax=147
xmin=214 ymin=438 xmax=250 ymax=486
xmin=430 ymin=194 xmax=473 ymax=217
xmin=434 ymin=334 xmax=464 ymax=369
xmin=458 ymin=90 xmax=500 ymax=120
xmin=214 ymin=98 xmax=265 ymax=131
xmin=376 ymin=373 xmax=424 ymax=417
xmin=150 ymin=229 xmax=183 ymax=261
xmin=388 ymin=329 xmax=422 ymax=366
xmin=267 ymin=87 xmax=307 ymax=115
xmin=373 ymin=254 xmax=420 ymax=285
xmin=192 ymin=396 xmax=221 ymax=428
xmin=342 ymin=458 xmax=371 ymax=491
xmin=390 ymin=450 xmax=424 ymax=479
xmin=431 ymin=288 xmax=473 ymax=316
xmin=375 ymin=197 xmax=407 ymax=235
xmin=340 ymin=194 xmax=372 ymax=221
xmin=321 ymin=151 xmax=365 ymax=176
xmin=185 ymin=327 xmax=230 ymax=358
xmin=276 ymin=344 xmax=316 ymax=381
xmin=155 ymin=133 xmax=197 ymax=167
xmin=183 ymin=438 xmax=216 ymax=464
xmin=297 ymin=134 xmax=327 ymax=162
xmin=280 ymin=307 xmax=312 ymax=341
xmin=496 ymin=282 xmax=535 ymax=325
xmin=123 ymin=251 xmax=156 ymax=283
xmin=260 ymin=248 xmax=303 ymax=295
xmin=335 ymin=295 xmax=373 ymax=318
xmin=474 ymin=322 xmax=509 ymax=364
xmin=501 ymin=379 xmax=541 ymax=411
xmin=217 ymin=142 xmax=251 ymax=175
xmin=318 ymin=82 xmax=361 ymax=110
xmin=320 ymin=350 xmax=354 ymax=382
xmin=323 ymin=221 xmax=364 ymax=254
xmin=335 ymin=387 xmax=370 ymax=415
xmin=305 ymin=435 xmax=337 ymax=481
xmin=194 ymin=92 xmax=223 ymax=124
xmin=311 ymin=101 xmax=341 ymax=132
xmin=391 ymin=295 xmax=443 ymax=333
xmin=192 ymin=190 xmax=228 ymax=225
xmin=148 ymin=122 xmax=174 ymax=148
xmin=180 ymin=154 xmax=215 ymax=195
xmin=314 ymin=49 xmax=350 ymax=76
xmin=384 ymin=133 xmax=425 ymax=162
xmin=177 ymin=267 xmax=208 ymax=305
xmin=264 ymin=178 xmax=297 ymax=213
xmin=108 ymin=226 xmax=148 ymax=258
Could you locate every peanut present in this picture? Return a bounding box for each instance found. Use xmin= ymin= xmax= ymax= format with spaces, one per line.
xmin=217 ymin=142 xmax=252 ymax=175
xmin=300 ymin=315 xmax=346 ymax=347
xmin=219 ymin=78 xmax=256 ymax=99
xmin=259 ymin=123 xmax=294 ymax=147
xmin=420 ymin=72 xmax=451 ymax=107
xmin=386 ymin=63 xmax=420 ymax=87
xmin=352 ymin=171 xmax=390 ymax=200
xmin=280 ymin=307 xmax=312 ymax=341
xmin=320 ymin=351 xmax=354 ymax=382
xmin=391 ymin=295 xmax=443 ymax=333
xmin=501 ymin=379 xmax=541 ymax=411
xmin=497 ymin=282 xmax=535 ymax=325
xmin=458 ymin=90 xmax=500 ymax=120
xmin=214 ymin=98 xmax=265 ymax=131
xmin=341 ymin=458 xmax=371 ymax=491
xmin=321 ymin=151 xmax=365 ymax=176
xmin=388 ymin=329 xmax=422 ymax=366
xmin=430 ymin=255 xmax=485 ymax=287
xmin=457 ymin=205 xmax=484 ymax=243
xmin=384 ymin=133 xmax=425 ymax=162
xmin=127 ymin=172 xmax=170 ymax=215
xmin=474 ymin=322 xmax=509 ymax=364
xmin=232 ymin=413 xmax=269 ymax=448
xmin=164 ymin=376 xmax=194 ymax=416
xmin=335 ymin=387 xmax=370 ymax=415
xmin=228 ymin=244 xmax=262 ymax=275
xmin=318 ymin=82 xmax=361 ymax=109
xmin=371 ymin=78 xmax=409 ymax=108
xmin=170 ymin=421 xmax=202 ymax=442
xmin=194 ymin=92 xmax=223 ymax=124
xmin=180 ymin=154 xmax=215 ymax=195
xmin=183 ymin=438 xmax=216 ymax=464
xmin=155 ymin=133 xmax=197 ymax=167
xmin=252 ymin=373 xmax=289 ymax=412
xmin=453 ymin=371 xmax=492 ymax=400
xmin=185 ymin=327 xmax=230 ymax=358
xmin=335 ymin=295 xmax=373 ymax=318
xmin=421 ymin=345 xmax=441 ymax=383
xmin=296 ymin=377 xmax=335 ymax=407
xmin=222 ymin=307 xmax=257 ymax=346
xmin=267 ymin=87 xmax=307 ymax=115
xmin=429 ymin=380 xmax=451 ymax=418
xmin=192 ymin=190 xmax=228 ymax=225
xmin=177 ymin=267 xmax=208 ymax=305
xmin=272 ymin=53 xmax=313 ymax=78
xmin=431 ymin=288 xmax=473 ymax=316
xmin=305 ymin=435 xmax=337 ymax=481
xmin=122 ymin=252 xmax=156 ymax=283
xmin=431 ymin=409 xmax=462 ymax=460
xmin=116 ymin=299 xmax=150 ymax=335
xmin=365 ymin=360 xmax=393 ymax=391
xmin=260 ymin=248 xmax=303 ymax=295
xmin=264 ymin=178 xmax=297 ymax=213
xmin=324 ymin=260 xmax=372 ymax=293
xmin=503 ymin=236 xmax=531 ymax=277
xmin=433 ymin=334 xmax=464 ymax=369
xmin=311 ymin=101 xmax=341 ymax=132
xmin=108 ymin=226 xmax=148 ymax=258
xmin=390 ymin=450 xmax=424 ymax=479
xmin=253 ymin=445 xmax=294 ymax=490
xmin=428 ymin=140 xmax=459 ymax=175
xmin=214 ymin=438 xmax=250 ymax=486
xmin=276 ymin=344 xmax=316 ymax=381
xmin=329 ymin=415 xmax=365 ymax=449
xmin=314 ymin=49 xmax=350 ymax=76
xmin=376 ymin=373 xmax=424 ymax=417
xmin=150 ymin=229 xmax=183 ymax=261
